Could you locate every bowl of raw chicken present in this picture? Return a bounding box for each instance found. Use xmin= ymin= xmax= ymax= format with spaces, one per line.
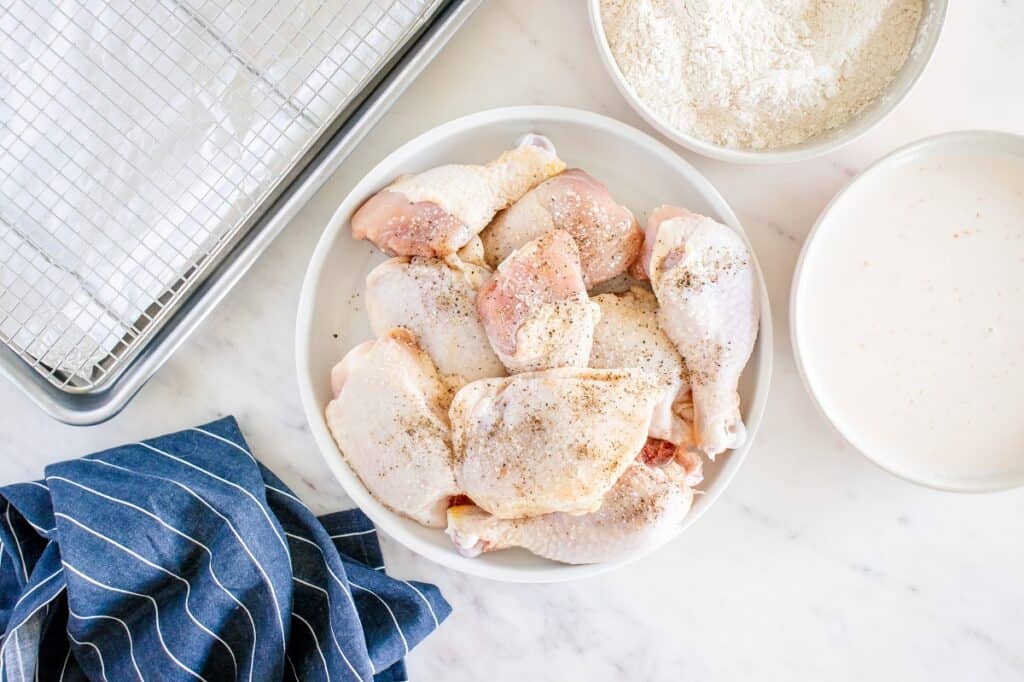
xmin=297 ymin=106 xmax=772 ymax=582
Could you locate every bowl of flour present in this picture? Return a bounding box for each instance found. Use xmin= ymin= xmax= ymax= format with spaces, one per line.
xmin=589 ymin=0 xmax=947 ymax=163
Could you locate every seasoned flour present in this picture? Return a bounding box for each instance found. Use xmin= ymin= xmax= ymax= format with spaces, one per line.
xmin=600 ymin=0 xmax=923 ymax=150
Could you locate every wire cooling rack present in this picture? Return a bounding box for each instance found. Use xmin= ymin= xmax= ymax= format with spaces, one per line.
xmin=0 ymin=0 xmax=444 ymax=394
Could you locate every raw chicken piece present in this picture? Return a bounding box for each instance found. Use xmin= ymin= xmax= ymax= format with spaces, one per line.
xmin=455 ymin=235 xmax=487 ymax=267
xmin=446 ymin=461 xmax=694 ymax=564
xmin=641 ymin=206 xmax=759 ymax=458
xmin=480 ymin=169 xmax=643 ymax=287
xmin=638 ymin=437 xmax=703 ymax=487
xmin=365 ymin=257 xmax=505 ymax=385
xmin=590 ymin=287 xmax=694 ymax=450
xmin=325 ymin=329 xmax=458 ymax=528
xmin=351 ymin=134 xmax=566 ymax=257
xmin=449 ymin=367 xmax=662 ymax=518
xmin=476 ymin=230 xmax=601 ymax=373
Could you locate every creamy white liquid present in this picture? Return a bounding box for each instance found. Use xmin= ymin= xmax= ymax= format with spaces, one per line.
xmin=797 ymin=146 xmax=1024 ymax=488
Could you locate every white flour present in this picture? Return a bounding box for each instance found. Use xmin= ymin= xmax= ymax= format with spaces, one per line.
xmin=600 ymin=0 xmax=923 ymax=150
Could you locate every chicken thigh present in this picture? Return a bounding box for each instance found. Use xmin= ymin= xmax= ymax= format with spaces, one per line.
xmin=446 ymin=460 xmax=694 ymax=564
xmin=590 ymin=287 xmax=694 ymax=450
xmin=476 ymin=229 xmax=601 ymax=373
xmin=325 ymin=329 xmax=459 ymax=528
xmin=351 ymin=134 xmax=566 ymax=257
xmin=365 ymin=256 xmax=505 ymax=385
xmin=480 ymin=169 xmax=643 ymax=287
xmin=641 ymin=206 xmax=759 ymax=458
xmin=449 ymin=367 xmax=662 ymax=518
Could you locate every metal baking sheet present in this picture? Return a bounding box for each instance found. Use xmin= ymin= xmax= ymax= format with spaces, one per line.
xmin=0 ymin=0 xmax=481 ymax=424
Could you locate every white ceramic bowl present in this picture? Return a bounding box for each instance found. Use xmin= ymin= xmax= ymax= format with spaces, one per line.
xmin=791 ymin=130 xmax=1024 ymax=492
xmin=296 ymin=106 xmax=773 ymax=582
xmin=587 ymin=0 xmax=948 ymax=164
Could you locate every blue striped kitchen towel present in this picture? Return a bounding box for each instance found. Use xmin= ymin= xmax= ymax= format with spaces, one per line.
xmin=0 ymin=416 xmax=450 ymax=681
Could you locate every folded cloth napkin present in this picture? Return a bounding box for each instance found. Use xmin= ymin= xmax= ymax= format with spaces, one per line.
xmin=0 ymin=417 xmax=450 ymax=681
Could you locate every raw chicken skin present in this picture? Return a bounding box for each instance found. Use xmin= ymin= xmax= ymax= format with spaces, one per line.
xmin=449 ymin=367 xmax=662 ymax=519
xmin=642 ymin=206 xmax=759 ymax=458
xmin=351 ymin=134 xmax=566 ymax=257
xmin=455 ymin=235 xmax=487 ymax=267
xmin=325 ymin=329 xmax=458 ymax=528
xmin=590 ymin=287 xmax=695 ymax=450
xmin=480 ymin=169 xmax=643 ymax=287
xmin=446 ymin=461 xmax=694 ymax=564
xmin=476 ymin=229 xmax=601 ymax=373
xmin=365 ymin=256 xmax=505 ymax=385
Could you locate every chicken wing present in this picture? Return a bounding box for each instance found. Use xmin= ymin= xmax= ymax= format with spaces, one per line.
xmin=446 ymin=461 xmax=694 ymax=564
xmin=351 ymin=134 xmax=566 ymax=257
xmin=476 ymin=229 xmax=601 ymax=373
xmin=325 ymin=329 xmax=458 ymax=528
xmin=449 ymin=367 xmax=662 ymax=518
xmin=641 ymin=206 xmax=759 ymax=458
xmin=480 ymin=169 xmax=643 ymax=287
xmin=365 ymin=256 xmax=505 ymax=385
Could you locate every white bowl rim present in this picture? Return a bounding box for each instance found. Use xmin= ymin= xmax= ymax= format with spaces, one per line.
xmin=296 ymin=105 xmax=774 ymax=582
xmin=790 ymin=129 xmax=1024 ymax=494
xmin=586 ymin=0 xmax=949 ymax=165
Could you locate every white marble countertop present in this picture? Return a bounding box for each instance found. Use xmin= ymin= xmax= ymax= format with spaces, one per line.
xmin=3 ymin=1 xmax=1023 ymax=679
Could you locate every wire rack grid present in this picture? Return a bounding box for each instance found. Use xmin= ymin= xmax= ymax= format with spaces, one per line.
xmin=0 ymin=0 xmax=441 ymax=393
